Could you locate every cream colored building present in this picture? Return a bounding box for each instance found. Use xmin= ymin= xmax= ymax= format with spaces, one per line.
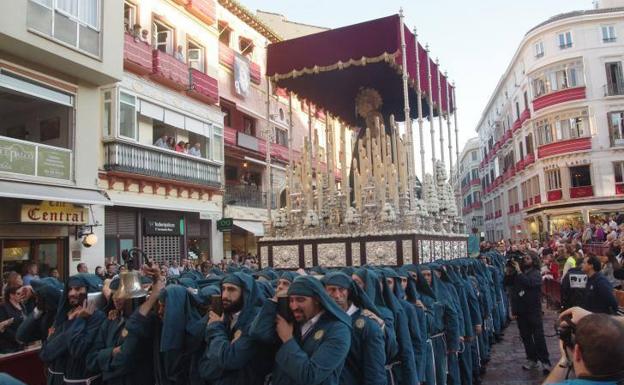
xmin=456 ymin=138 xmax=484 ymax=234
xmin=0 ymin=0 xmax=123 ymax=277
xmin=477 ymin=0 xmax=624 ymax=241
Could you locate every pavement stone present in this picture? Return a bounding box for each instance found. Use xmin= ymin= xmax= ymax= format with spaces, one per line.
xmin=481 ymin=304 xmax=561 ymax=385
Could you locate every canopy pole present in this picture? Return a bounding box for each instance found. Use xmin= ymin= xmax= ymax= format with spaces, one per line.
xmin=436 ymin=58 xmax=445 ymax=165
xmin=445 ymin=71 xmax=453 ymax=173
xmin=414 ymin=27 xmax=426 ymax=181
xmin=307 ymin=100 xmax=314 ymax=169
xmin=288 ymin=91 xmax=294 ymax=213
xmin=265 ymin=76 xmax=272 ymax=223
xmin=398 ymin=8 xmax=414 ymax=202
xmin=453 ymin=83 xmax=460 ymax=180
xmin=426 ymin=44 xmax=436 ymax=173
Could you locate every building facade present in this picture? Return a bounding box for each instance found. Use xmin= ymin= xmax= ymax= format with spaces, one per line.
xmin=456 ymin=138 xmax=484 ymax=234
xmin=477 ymin=1 xmax=624 ymax=242
xmin=0 ymin=0 xmax=123 ymax=278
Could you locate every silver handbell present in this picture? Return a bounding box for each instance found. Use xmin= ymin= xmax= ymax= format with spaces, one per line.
xmin=115 ymin=271 xmax=148 ymax=299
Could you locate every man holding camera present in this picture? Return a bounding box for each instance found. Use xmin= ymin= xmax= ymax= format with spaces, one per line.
xmin=543 ymin=308 xmax=624 ymax=385
xmin=504 ymin=252 xmax=551 ymax=373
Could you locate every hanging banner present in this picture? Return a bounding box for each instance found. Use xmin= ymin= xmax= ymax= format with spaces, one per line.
xmin=234 ymin=53 xmax=251 ymax=97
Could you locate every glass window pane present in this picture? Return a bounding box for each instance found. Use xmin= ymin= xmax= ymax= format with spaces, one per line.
xmin=120 ymin=101 xmax=136 ymax=139
xmin=615 ymin=163 xmax=623 ymax=183
xmin=213 ymin=135 xmax=223 ymax=161
xmin=54 ymin=10 xmax=78 ymax=46
xmin=570 ymin=165 xmax=591 ymax=187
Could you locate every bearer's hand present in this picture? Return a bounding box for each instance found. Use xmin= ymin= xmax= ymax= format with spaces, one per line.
xmin=275 ymin=314 xmax=293 ymax=343
xmin=415 ymin=300 xmax=426 ymax=310
xmin=77 ymin=299 xmax=96 ymax=319
xmin=362 ymin=309 xmax=385 ymax=329
xmin=559 ymin=306 xmax=591 ymax=326
xmin=17 ymin=286 xmax=33 ymax=302
xmin=208 ymin=311 xmax=223 ymax=325
xmin=112 ymin=346 xmax=122 ymax=356
xmin=0 ymin=318 xmax=14 ymax=333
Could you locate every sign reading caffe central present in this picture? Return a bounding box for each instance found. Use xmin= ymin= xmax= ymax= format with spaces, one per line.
xmin=20 ymin=201 xmax=88 ymax=224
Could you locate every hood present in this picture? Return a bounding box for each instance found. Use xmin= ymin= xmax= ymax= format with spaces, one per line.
xmin=222 ymin=272 xmax=260 ymax=328
xmin=287 ymin=275 xmax=352 ymax=329
xmin=353 ymin=268 xmax=386 ymax=308
xmin=160 ymin=284 xmax=200 ymax=352
xmin=31 ymin=278 xmax=63 ymax=313
xmin=321 ymin=271 xmax=381 ymax=318
xmin=54 ymin=273 xmax=103 ymax=327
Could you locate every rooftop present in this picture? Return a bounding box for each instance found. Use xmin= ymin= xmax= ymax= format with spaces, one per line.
xmin=527 ymin=7 xmax=624 ymax=34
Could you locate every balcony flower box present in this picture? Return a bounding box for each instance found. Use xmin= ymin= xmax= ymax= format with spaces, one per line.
xmin=537 ymin=137 xmax=591 ymax=159
xmin=519 ymin=109 xmax=531 ymax=125
xmin=512 ymin=119 xmax=522 ymax=132
xmin=250 ymin=61 xmax=262 ymax=85
xmin=532 ymin=86 xmax=586 ymax=111
xmin=219 ymin=43 xmax=261 ymax=84
xmin=617 ymin=183 xmax=624 ymax=195
xmin=525 ymin=153 xmax=535 ymax=166
xmin=123 ymin=33 xmax=152 ymax=75
xmin=514 ymin=203 xmax=520 ymax=212
xmin=187 ymin=68 xmax=219 ymax=105
xmin=570 ymin=186 xmax=594 ymax=199
xmin=516 ymin=159 xmax=525 ymax=172
xmin=534 ymin=195 xmax=541 ymax=205
xmin=151 ymin=50 xmax=190 ymax=90
xmin=547 ymin=189 xmax=563 ymax=202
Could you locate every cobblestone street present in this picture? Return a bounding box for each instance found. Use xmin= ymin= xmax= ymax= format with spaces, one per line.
xmin=482 ymin=305 xmax=561 ymax=385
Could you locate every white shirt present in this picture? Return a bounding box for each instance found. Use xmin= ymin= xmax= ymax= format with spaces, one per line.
xmin=188 ymin=147 xmax=201 ymax=157
xmin=346 ymin=304 xmax=359 ymax=317
xmin=230 ymin=311 xmax=241 ymax=330
xmin=301 ymin=310 xmax=324 ymax=338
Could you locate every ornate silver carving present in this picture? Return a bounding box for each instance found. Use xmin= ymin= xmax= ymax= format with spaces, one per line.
xmin=273 ymin=245 xmax=299 ymax=269
xmin=433 ymin=240 xmax=442 ymax=261
xmin=351 ymin=243 xmax=361 ymax=266
xmin=420 ymin=240 xmax=431 ymax=263
xmin=402 ymin=240 xmax=413 ymax=263
xmin=444 ymin=241 xmax=451 ymax=260
xmin=304 ymin=245 xmax=313 ymax=268
xmin=260 ymin=246 xmax=268 ymax=268
xmin=366 ymin=241 xmax=397 ymax=265
xmin=318 ymin=243 xmax=346 ymax=267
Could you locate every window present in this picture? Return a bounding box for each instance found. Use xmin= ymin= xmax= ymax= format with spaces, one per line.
xmin=119 ymin=92 xmax=137 ymax=139
xmin=569 ymin=165 xmax=591 ymax=187
xmin=531 ymin=60 xmax=583 ymax=98
xmin=535 ymin=41 xmax=544 ymax=57
xmin=274 ymin=127 xmax=288 ymax=146
xmin=535 ymin=110 xmax=588 ymax=145
xmin=471 ymin=169 xmax=479 ymax=181
xmin=239 ymin=36 xmax=254 ymax=58
xmin=545 ymin=169 xmax=562 ymax=191
xmin=518 ymin=142 xmax=524 ymax=159
xmin=605 ymin=62 xmax=624 ymax=96
xmin=471 ymin=150 xmax=477 ymax=161
xmin=221 ymin=106 xmax=231 ymax=127
xmin=242 ymin=116 xmax=255 ymax=136
xmin=27 ymin=0 xmax=101 ymax=56
xmin=515 ymin=101 xmax=520 ymax=120
xmin=609 ymin=111 xmax=624 ymax=146
xmin=187 ymin=40 xmax=205 ymax=72
xmin=602 ymin=25 xmax=616 ymax=43
xmin=123 ymin=1 xmax=136 ymax=32
xmin=218 ymin=21 xmax=231 ymax=46
xmin=536 ymin=119 xmax=553 ymax=145
xmin=152 ymin=19 xmax=173 ymax=54
xmin=103 ymin=90 xmax=112 ymax=137
xmin=523 ymin=91 xmax=529 ymax=111
xmin=558 ymin=31 xmax=573 ymax=49
xmin=213 ymin=126 xmax=223 ymax=162
xmin=615 ymin=162 xmax=624 ymax=183
xmin=526 ymin=134 xmax=534 ymax=154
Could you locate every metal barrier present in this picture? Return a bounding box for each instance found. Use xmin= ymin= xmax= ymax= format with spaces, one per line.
xmin=583 ymin=242 xmax=610 ymax=256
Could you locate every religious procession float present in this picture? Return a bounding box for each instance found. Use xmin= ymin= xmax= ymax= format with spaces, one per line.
xmin=258 ymin=12 xmax=467 ymax=269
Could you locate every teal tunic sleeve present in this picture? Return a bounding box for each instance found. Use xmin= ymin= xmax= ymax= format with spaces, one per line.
xmin=378 ymin=307 xmax=399 ymax=363
xmin=361 ymin=319 xmax=387 ymax=385
xmin=394 ymin=308 xmax=418 ymax=385
xmin=16 ymin=312 xmax=43 ymax=344
xmin=443 ymin=301 xmax=460 ymax=352
xmin=275 ymin=321 xmax=351 ymax=385
xmin=248 ymin=300 xmax=278 ymax=343
xmin=200 ymin=322 xmax=260 ymax=379
xmin=39 ymin=323 xmax=71 ymax=363
xmin=68 ymin=311 xmax=106 ymax=358
xmin=401 ymin=301 xmax=423 ymax=383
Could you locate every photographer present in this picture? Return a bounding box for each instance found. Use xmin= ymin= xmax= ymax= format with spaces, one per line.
xmin=505 ymin=252 xmax=551 ymax=372
xmin=543 ymin=308 xmax=624 ymax=384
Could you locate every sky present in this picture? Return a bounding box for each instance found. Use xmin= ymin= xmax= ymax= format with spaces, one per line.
xmin=242 ymin=0 xmax=592 ymax=177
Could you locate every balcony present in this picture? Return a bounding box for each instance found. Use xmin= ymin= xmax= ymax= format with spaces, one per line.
xmin=516 ymin=159 xmax=525 ymax=172
xmin=616 ymin=183 xmax=624 ymax=195
xmin=219 ymin=43 xmax=262 ymax=85
xmin=103 ymin=140 xmax=221 ymax=187
xmin=514 ymin=203 xmax=520 ymax=212
xmin=187 ymin=68 xmax=218 ymax=105
xmin=175 ymin=0 xmax=217 ymax=26
xmin=520 ymin=108 xmax=531 ymax=125
xmin=537 ymin=137 xmax=591 ymax=159
xmin=547 ymin=189 xmax=563 ymax=202
xmin=534 ymin=195 xmax=541 ymax=205
xmin=151 ymin=50 xmax=190 ymax=90
xmin=224 ymin=184 xmax=277 ymax=209
xmin=570 ymin=186 xmax=594 ymax=199
xmin=123 ymin=33 xmax=152 ymax=75
xmin=524 ymin=153 xmax=535 ymax=167
xmin=532 ymin=86 xmax=586 ymax=111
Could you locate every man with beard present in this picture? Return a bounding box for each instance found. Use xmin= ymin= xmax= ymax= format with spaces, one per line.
xmin=86 ymin=273 xmax=161 ymax=385
xmin=505 ymin=252 xmax=551 ymax=373
xmin=249 ymin=275 xmax=352 ymax=385
xmin=16 ymin=277 xmax=63 ymax=345
xmin=321 ymin=272 xmax=386 ymax=385
xmin=40 ymin=273 xmax=105 ymax=385
xmin=199 ymin=272 xmax=272 ymax=385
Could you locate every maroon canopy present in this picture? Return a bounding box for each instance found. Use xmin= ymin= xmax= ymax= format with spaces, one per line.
xmin=267 ymin=14 xmax=454 ymax=127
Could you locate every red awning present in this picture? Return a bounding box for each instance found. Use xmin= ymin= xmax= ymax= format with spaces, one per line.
xmin=266 ymin=14 xmax=453 ymax=127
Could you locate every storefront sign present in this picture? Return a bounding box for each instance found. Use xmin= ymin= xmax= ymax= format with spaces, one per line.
xmin=20 ymin=201 xmax=88 ymax=224
xmin=217 ymin=218 xmax=233 ymax=232
xmin=0 ymin=137 xmax=71 ymax=180
xmin=144 ymin=217 xmax=182 ymax=236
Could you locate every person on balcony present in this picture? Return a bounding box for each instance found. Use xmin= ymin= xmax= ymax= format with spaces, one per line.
xmin=140 ymin=29 xmax=150 ymax=44
xmin=154 ymin=134 xmax=168 ymax=149
xmin=188 ymin=143 xmax=202 ymax=157
xmin=175 ymin=45 xmax=185 ymax=63
xmin=175 ymin=141 xmax=186 ymax=153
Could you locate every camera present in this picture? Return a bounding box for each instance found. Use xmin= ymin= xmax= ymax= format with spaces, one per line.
xmin=554 ymin=314 xmax=576 ymax=350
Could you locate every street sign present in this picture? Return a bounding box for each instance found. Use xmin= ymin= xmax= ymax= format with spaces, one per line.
xmin=217 ymin=217 xmax=234 ymax=232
